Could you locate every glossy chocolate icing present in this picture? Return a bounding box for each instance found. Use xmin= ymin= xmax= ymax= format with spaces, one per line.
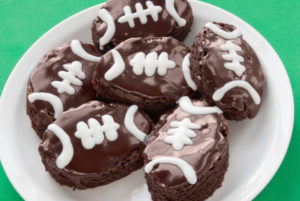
xmin=92 ymin=0 xmax=192 ymax=50
xmin=39 ymin=101 xmax=152 ymax=173
xmin=143 ymin=99 xmax=228 ymax=187
xmin=95 ymin=37 xmax=192 ymax=100
xmin=191 ymin=22 xmax=265 ymax=120
xmin=28 ymin=41 xmax=101 ymax=115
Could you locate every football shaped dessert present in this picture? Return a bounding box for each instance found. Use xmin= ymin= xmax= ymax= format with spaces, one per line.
xmin=92 ymin=37 xmax=197 ymax=119
xmin=144 ymin=96 xmax=229 ymax=201
xmin=91 ymin=0 xmax=193 ymax=51
xmin=39 ymin=101 xmax=153 ymax=189
xmin=190 ymin=22 xmax=265 ymax=120
xmin=26 ymin=40 xmax=101 ymax=137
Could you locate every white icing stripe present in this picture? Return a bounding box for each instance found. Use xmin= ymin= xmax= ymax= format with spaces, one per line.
xmin=145 ymin=157 xmax=197 ymax=184
xmin=182 ymin=54 xmax=197 ymax=91
xmin=51 ymin=61 xmax=86 ymax=95
xmin=47 ymin=124 xmax=74 ymax=169
xmin=98 ymin=9 xmax=116 ymax=50
xmin=104 ymin=50 xmax=126 ymax=81
xmin=75 ymin=116 xmax=120 ymax=150
xmin=28 ymin=92 xmax=64 ymax=119
xmin=165 ymin=0 xmax=186 ymax=27
xmin=71 ymin=40 xmax=101 ymax=62
xmin=129 ymin=52 xmax=176 ymax=76
xmin=205 ymin=22 xmax=242 ymax=39
xmin=118 ymin=1 xmax=162 ymax=28
xmin=213 ymin=80 xmax=261 ymax=105
xmin=124 ymin=105 xmax=147 ymax=142
xmin=165 ymin=118 xmax=201 ymax=151
xmin=178 ymin=96 xmax=223 ymax=114
xmin=220 ymin=41 xmax=245 ymax=76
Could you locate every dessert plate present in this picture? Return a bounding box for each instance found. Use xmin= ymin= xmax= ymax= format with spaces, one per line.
xmin=0 ymin=0 xmax=294 ymax=201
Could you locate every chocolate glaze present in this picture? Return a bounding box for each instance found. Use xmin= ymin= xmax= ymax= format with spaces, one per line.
xmin=28 ymin=41 xmax=101 ymax=118
xmin=190 ymin=22 xmax=265 ymax=120
xmin=95 ymin=37 xmax=193 ymax=100
xmin=91 ymin=0 xmax=193 ymax=51
xmin=143 ymin=99 xmax=228 ymax=187
xmin=39 ymin=101 xmax=153 ymax=174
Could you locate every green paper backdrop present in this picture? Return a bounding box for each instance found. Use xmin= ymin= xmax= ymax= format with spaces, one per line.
xmin=0 ymin=0 xmax=299 ymax=200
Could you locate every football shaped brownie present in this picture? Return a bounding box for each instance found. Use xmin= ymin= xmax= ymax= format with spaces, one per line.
xmin=91 ymin=0 xmax=193 ymax=52
xmin=92 ymin=37 xmax=197 ymax=119
xmin=39 ymin=101 xmax=153 ymax=189
xmin=190 ymin=22 xmax=265 ymax=120
xmin=26 ymin=40 xmax=101 ymax=138
xmin=143 ymin=96 xmax=229 ymax=201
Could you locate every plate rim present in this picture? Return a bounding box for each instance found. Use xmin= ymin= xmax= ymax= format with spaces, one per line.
xmin=0 ymin=0 xmax=294 ymax=200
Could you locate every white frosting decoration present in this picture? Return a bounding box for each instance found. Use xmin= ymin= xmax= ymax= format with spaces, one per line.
xmin=129 ymin=52 xmax=176 ymax=76
xmin=164 ymin=118 xmax=201 ymax=151
xmin=75 ymin=115 xmax=120 ymax=150
xmin=182 ymin=54 xmax=197 ymax=91
xmin=51 ymin=61 xmax=86 ymax=95
xmin=105 ymin=50 xmax=126 ymax=81
xmin=28 ymin=92 xmax=64 ymax=119
xmin=71 ymin=40 xmax=101 ymax=62
xmin=145 ymin=157 xmax=197 ymax=184
xmin=220 ymin=41 xmax=245 ymax=76
xmin=98 ymin=9 xmax=116 ymax=50
xmin=165 ymin=0 xmax=186 ymax=27
xmin=178 ymin=96 xmax=223 ymax=115
xmin=124 ymin=105 xmax=148 ymax=142
xmin=213 ymin=80 xmax=261 ymax=105
xmin=205 ymin=22 xmax=242 ymax=40
xmin=118 ymin=1 xmax=162 ymax=28
xmin=47 ymin=124 xmax=74 ymax=169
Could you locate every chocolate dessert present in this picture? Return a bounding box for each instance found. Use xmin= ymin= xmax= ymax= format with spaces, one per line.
xmin=92 ymin=37 xmax=197 ymax=119
xmin=39 ymin=101 xmax=153 ymax=189
xmin=26 ymin=40 xmax=101 ymax=138
xmin=91 ymin=0 xmax=193 ymax=52
xmin=144 ymin=96 xmax=229 ymax=201
xmin=190 ymin=22 xmax=265 ymax=120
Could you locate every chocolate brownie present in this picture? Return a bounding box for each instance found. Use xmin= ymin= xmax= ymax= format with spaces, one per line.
xmin=190 ymin=22 xmax=265 ymax=120
xmin=143 ymin=96 xmax=229 ymax=201
xmin=92 ymin=37 xmax=197 ymax=119
xmin=39 ymin=101 xmax=153 ymax=189
xmin=91 ymin=0 xmax=193 ymax=52
xmin=26 ymin=40 xmax=101 ymax=138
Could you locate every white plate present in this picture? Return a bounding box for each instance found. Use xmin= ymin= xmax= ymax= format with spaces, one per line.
xmin=0 ymin=0 xmax=294 ymax=201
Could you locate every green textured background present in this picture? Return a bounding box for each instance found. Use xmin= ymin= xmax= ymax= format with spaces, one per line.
xmin=0 ymin=0 xmax=299 ymax=200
